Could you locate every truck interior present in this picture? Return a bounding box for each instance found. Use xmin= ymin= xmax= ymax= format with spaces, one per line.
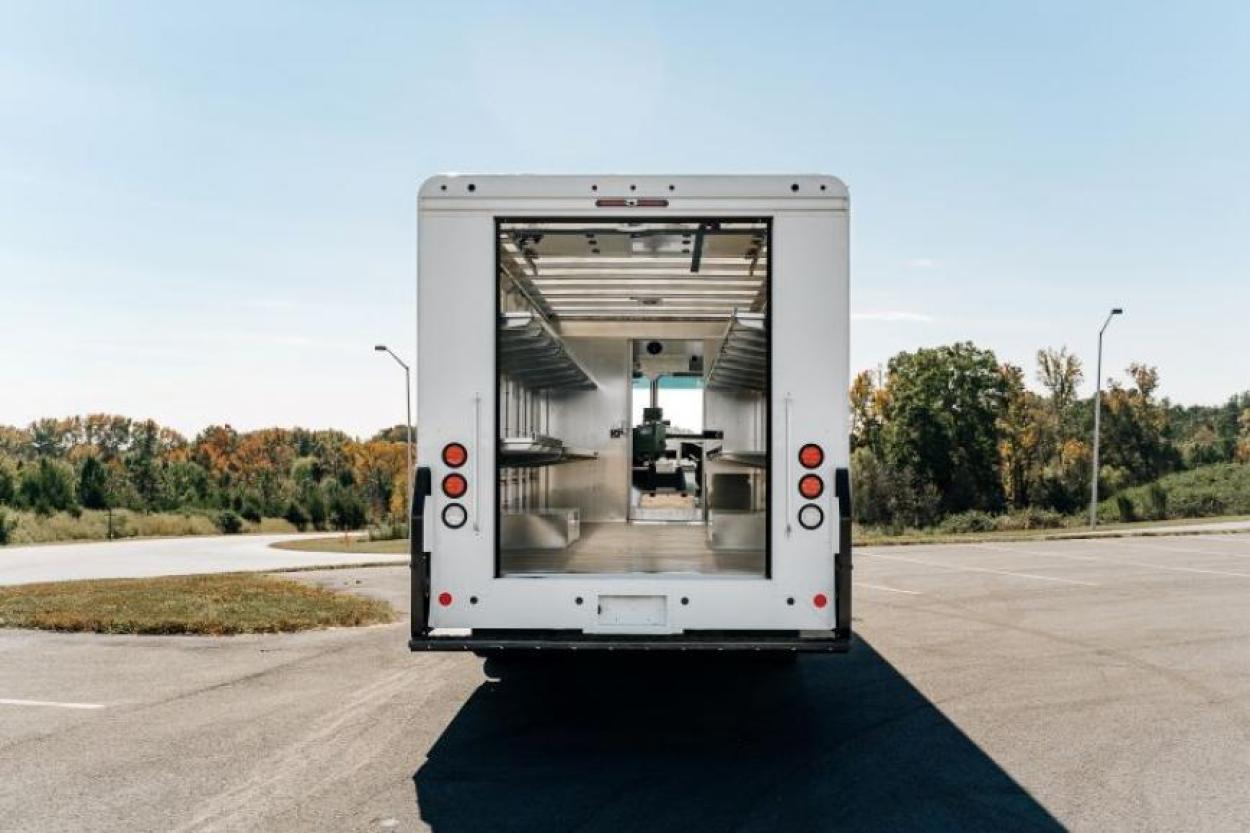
xmin=496 ymin=217 xmax=770 ymax=577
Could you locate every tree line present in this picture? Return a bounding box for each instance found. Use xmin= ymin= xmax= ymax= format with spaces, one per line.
xmin=851 ymin=342 xmax=1250 ymax=531
xmin=0 ymin=417 xmax=411 ymax=535
xmin=2 ymin=341 xmax=1247 ymax=540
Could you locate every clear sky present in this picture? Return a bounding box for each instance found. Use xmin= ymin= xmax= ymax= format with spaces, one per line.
xmin=2 ymin=1 xmax=1247 ymax=437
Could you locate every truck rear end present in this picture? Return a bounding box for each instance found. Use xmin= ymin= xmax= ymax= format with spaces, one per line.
xmin=411 ymin=175 xmax=851 ymax=653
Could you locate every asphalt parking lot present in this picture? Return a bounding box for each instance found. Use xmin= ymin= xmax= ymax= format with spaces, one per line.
xmin=3 ymin=532 xmax=1250 ymax=832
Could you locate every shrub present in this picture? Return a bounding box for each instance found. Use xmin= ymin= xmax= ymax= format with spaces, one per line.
xmin=368 ymin=519 xmax=408 ymax=541
xmin=216 ymin=510 xmax=244 ymax=534
xmin=1100 ymin=462 xmax=1250 ymax=522
xmin=994 ymin=508 xmax=1066 ymax=531
xmin=283 ymin=501 xmax=309 ymax=532
xmin=1146 ymin=483 xmax=1168 ymax=520
xmin=0 ymin=508 xmax=14 ymax=545
xmin=239 ymin=496 xmax=263 ymax=524
xmin=1115 ymin=495 xmax=1137 ymax=522
xmin=938 ymin=510 xmax=997 ymax=534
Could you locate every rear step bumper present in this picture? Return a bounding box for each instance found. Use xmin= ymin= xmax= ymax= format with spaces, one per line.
xmin=409 ymin=630 xmax=851 ymax=653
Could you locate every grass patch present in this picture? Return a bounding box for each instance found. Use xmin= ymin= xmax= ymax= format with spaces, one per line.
xmin=0 ymin=509 xmax=300 ymax=546
xmin=0 ymin=573 xmax=395 ymax=635
xmin=1098 ymin=462 xmax=1250 ymax=523
xmin=854 ymin=513 xmax=1250 ymax=546
xmin=271 ymin=536 xmax=409 ymax=555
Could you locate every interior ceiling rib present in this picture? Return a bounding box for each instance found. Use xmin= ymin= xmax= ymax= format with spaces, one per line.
xmin=499 ymin=220 xmax=768 ymax=322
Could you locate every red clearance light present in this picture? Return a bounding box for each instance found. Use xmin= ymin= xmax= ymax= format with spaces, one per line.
xmin=442 ymin=473 xmax=468 ymax=498
xmin=438 ymin=592 xmax=453 ymax=607
xmin=442 ymin=443 xmax=467 ymax=468
xmin=798 ymin=474 xmax=824 ymax=499
xmin=813 ymin=593 xmax=828 ymax=609
xmin=798 ymin=443 xmax=824 ymax=469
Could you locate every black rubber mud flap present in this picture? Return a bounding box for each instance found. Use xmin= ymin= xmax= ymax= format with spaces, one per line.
xmin=834 ymin=467 xmax=853 ymax=641
xmin=410 ymin=466 xmax=432 ymax=640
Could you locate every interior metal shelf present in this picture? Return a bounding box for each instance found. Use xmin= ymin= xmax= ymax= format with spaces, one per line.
xmin=706 ymin=312 xmax=767 ymax=392
xmin=498 ymin=311 xmax=596 ymax=391
xmin=706 ymin=448 xmax=767 ymax=469
xmin=500 ymin=435 xmax=599 ymax=468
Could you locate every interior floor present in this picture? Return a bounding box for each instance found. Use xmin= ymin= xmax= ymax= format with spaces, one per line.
xmin=501 ymin=522 xmax=765 ymax=576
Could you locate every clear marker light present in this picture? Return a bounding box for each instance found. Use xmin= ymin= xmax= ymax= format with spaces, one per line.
xmin=798 ymin=504 xmax=824 ymax=530
xmin=442 ymin=503 xmax=467 ymax=528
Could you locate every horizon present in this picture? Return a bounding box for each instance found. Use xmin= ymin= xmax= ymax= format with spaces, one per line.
xmin=3 ymin=2 xmax=1247 ymax=436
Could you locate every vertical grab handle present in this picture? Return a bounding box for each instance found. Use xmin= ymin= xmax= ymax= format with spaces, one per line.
xmin=834 ymin=467 xmax=853 ymax=639
xmin=784 ymin=393 xmax=793 ymax=536
xmin=410 ymin=465 xmax=432 ymax=642
xmin=473 ymin=393 xmax=482 ymax=533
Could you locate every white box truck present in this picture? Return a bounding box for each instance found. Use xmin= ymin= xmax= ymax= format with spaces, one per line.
xmin=411 ymin=174 xmax=851 ymax=653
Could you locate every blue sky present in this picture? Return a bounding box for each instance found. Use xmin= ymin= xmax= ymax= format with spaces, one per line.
xmin=2 ymin=1 xmax=1247 ymax=437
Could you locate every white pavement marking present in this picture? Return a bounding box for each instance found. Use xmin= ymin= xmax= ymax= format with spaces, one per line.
xmin=855 ymin=582 xmax=923 ymax=596
xmin=0 ymin=698 xmax=106 ymax=710
xmin=863 ymin=552 xmax=1099 ymax=586
xmin=1104 ymin=539 xmax=1250 ymax=559
xmin=970 ymin=542 xmax=1250 ymax=580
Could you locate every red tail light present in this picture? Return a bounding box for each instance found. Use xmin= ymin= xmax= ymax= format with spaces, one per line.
xmin=798 ymin=444 xmax=824 ymax=468
xmin=813 ymin=593 xmax=828 ymax=609
xmin=442 ymin=443 xmax=467 ymax=468
xmin=798 ymin=474 xmax=824 ymax=499
xmin=438 ymin=592 xmax=453 ymax=607
xmin=442 ymin=473 xmax=467 ymax=498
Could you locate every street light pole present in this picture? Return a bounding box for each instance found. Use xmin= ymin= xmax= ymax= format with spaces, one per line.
xmin=1089 ymin=308 xmax=1123 ymax=528
xmin=375 ymin=345 xmax=414 ymax=530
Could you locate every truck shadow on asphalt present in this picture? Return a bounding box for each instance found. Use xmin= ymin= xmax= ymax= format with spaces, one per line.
xmin=413 ymin=639 xmax=1062 ymax=832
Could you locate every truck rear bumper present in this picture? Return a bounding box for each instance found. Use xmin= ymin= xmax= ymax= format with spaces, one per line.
xmin=409 ymin=629 xmax=851 ymax=653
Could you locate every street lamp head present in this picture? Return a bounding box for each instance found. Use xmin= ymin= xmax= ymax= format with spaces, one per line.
xmin=1111 ymin=308 xmax=1123 ymax=315
xmin=374 ymin=345 xmax=387 ymax=351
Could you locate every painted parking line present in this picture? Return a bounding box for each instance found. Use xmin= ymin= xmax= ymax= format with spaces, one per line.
xmin=863 ymin=552 xmax=1099 ymax=586
xmin=970 ymin=543 xmax=1250 ymax=580
xmin=1103 ymin=539 xmax=1250 ymax=559
xmin=855 ymin=581 xmax=923 ymax=596
xmin=0 ymin=698 xmax=106 ymax=710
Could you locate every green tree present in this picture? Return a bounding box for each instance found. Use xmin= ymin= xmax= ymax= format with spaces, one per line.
xmin=1098 ymin=363 xmax=1179 ymax=489
xmin=18 ymin=458 xmax=77 ymax=515
xmin=327 ymin=483 xmax=367 ymax=530
xmin=0 ymin=457 xmax=16 ymax=505
xmin=881 ymin=342 xmax=1008 ymax=515
xmin=304 ymin=485 xmax=328 ymax=531
xmin=78 ymin=456 xmax=111 ymax=510
xmin=126 ymin=419 xmax=163 ymax=510
xmin=283 ymin=501 xmax=309 ymax=532
xmin=1036 ymin=347 xmax=1084 ymax=413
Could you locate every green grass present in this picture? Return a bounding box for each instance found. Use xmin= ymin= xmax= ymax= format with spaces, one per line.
xmin=854 ymin=514 xmax=1250 ymax=546
xmin=270 ymin=536 xmax=409 ymax=555
xmin=1098 ymin=462 xmax=1250 ymax=523
xmin=0 ymin=573 xmax=395 ymax=635
xmin=0 ymin=508 xmax=300 ymax=546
